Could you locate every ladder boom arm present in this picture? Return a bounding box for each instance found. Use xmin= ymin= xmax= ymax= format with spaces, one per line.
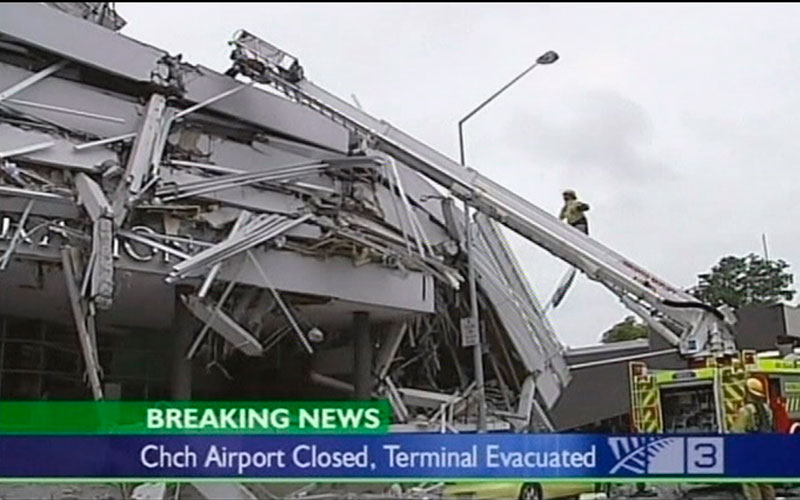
xmin=228 ymin=31 xmax=736 ymax=357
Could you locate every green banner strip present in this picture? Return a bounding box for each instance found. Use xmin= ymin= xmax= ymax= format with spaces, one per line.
xmin=0 ymin=400 xmax=391 ymax=434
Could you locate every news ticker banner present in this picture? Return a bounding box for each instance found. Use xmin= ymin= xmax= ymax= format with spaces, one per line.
xmin=0 ymin=433 xmax=797 ymax=480
xmin=0 ymin=402 xmax=797 ymax=481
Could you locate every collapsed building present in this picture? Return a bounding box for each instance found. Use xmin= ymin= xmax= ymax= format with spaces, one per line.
xmin=0 ymin=3 xmax=571 ymax=432
xmin=0 ymin=0 xmax=753 ymax=448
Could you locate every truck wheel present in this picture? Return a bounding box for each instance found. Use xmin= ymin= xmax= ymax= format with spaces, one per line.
xmin=518 ymin=483 xmax=543 ymax=500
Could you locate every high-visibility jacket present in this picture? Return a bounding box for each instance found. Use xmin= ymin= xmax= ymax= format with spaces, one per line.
xmin=559 ymin=200 xmax=590 ymax=225
xmin=731 ymin=401 xmax=773 ymax=433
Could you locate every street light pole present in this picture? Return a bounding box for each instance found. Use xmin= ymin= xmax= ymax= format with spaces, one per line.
xmin=458 ymin=50 xmax=558 ymax=165
xmin=457 ymin=50 xmax=558 ymax=432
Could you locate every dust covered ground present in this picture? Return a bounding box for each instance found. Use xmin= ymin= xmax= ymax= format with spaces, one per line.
xmin=0 ymin=482 xmax=799 ymax=499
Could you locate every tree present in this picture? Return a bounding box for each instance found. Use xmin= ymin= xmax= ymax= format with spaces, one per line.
xmin=601 ymin=316 xmax=649 ymax=343
xmin=689 ymin=253 xmax=795 ymax=309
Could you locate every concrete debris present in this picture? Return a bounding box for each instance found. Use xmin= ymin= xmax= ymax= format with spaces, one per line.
xmin=130 ymin=483 xmax=166 ymax=500
xmin=169 ymin=213 xmax=313 ymax=280
xmin=190 ymin=483 xmax=258 ymax=500
xmin=182 ymin=294 xmax=264 ymax=356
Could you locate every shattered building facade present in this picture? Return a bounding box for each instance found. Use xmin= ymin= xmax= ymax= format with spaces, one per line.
xmin=0 ymin=3 xmax=571 ymax=432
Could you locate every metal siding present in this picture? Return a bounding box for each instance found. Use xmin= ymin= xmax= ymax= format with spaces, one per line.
xmin=220 ymin=249 xmax=434 ymax=314
xmin=0 ymin=61 xmax=142 ymax=137
xmin=183 ymin=67 xmax=350 ymax=153
xmin=735 ymin=304 xmax=786 ymax=351
xmin=0 ymin=3 xmax=165 ymax=81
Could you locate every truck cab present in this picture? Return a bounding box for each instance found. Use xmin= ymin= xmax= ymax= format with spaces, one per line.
xmin=629 ymin=350 xmax=800 ymax=434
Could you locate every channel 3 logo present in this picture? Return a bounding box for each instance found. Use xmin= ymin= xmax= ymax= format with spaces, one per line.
xmin=608 ymin=437 xmax=724 ymax=475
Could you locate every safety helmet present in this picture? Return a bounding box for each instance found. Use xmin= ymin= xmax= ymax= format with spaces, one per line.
xmin=562 ymin=189 xmax=576 ymax=198
xmin=746 ymin=377 xmax=766 ymax=398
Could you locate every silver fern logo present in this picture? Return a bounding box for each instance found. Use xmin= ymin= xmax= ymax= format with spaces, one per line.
xmin=607 ymin=437 xmax=724 ymax=475
xmin=608 ymin=437 xmax=683 ymax=474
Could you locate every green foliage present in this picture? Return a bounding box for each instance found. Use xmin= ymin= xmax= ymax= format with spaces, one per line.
xmin=689 ymin=253 xmax=795 ymax=309
xmin=601 ymin=316 xmax=649 ymax=343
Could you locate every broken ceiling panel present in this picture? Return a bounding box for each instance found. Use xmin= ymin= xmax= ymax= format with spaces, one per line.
xmin=182 ymin=294 xmax=263 ymax=356
xmin=0 ymin=61 xmax=142 ymax=137
xmin=0 ymin=123 xmax=117 ymax=172
xmin=158 ymin=168 xmax=311 ymax=214
xmin=220 ymin=249 xmax=435 ymax=315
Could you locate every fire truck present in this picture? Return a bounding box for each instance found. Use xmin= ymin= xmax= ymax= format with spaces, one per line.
xmin=630 ymin=349 xmax=800 ymax=434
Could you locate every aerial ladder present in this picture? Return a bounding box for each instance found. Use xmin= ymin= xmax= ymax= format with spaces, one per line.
xmin=224 ymin=30 xmax=737 ymax=362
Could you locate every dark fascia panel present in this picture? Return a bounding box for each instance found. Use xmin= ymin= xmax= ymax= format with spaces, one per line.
xmin=550 ymin=349 xmax=683 ymax=430
xmin=550 ymin=362 xmax=630 ymax=430
xmin=735 ymin=304 xmax=794 ymax=351
xmin=0 ymin=4 xmax=350 ymax=153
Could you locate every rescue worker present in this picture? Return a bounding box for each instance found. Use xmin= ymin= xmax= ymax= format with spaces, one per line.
xmin=732 ymin=377 xmax=776 ymax=500
xmin=559 ymin=189 xmax=590 ymax=234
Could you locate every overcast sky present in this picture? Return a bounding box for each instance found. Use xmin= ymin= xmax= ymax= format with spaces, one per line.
xmin=118 ymin=3 xmax=799 ymax=347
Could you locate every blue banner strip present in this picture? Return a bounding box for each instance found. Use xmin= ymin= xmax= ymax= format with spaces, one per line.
xmin=0 ymin=434 xmax=795 ymax=479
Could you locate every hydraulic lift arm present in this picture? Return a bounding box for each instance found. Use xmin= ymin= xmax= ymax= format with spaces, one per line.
xmin=225 ymin=30 xmax=737 ymax=358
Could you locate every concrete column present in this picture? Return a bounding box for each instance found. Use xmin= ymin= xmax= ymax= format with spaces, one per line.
xmin=171 ymin=301 xmax=194 ymax=400
xmin=353 ymin=311 xmax=372 ymax=400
